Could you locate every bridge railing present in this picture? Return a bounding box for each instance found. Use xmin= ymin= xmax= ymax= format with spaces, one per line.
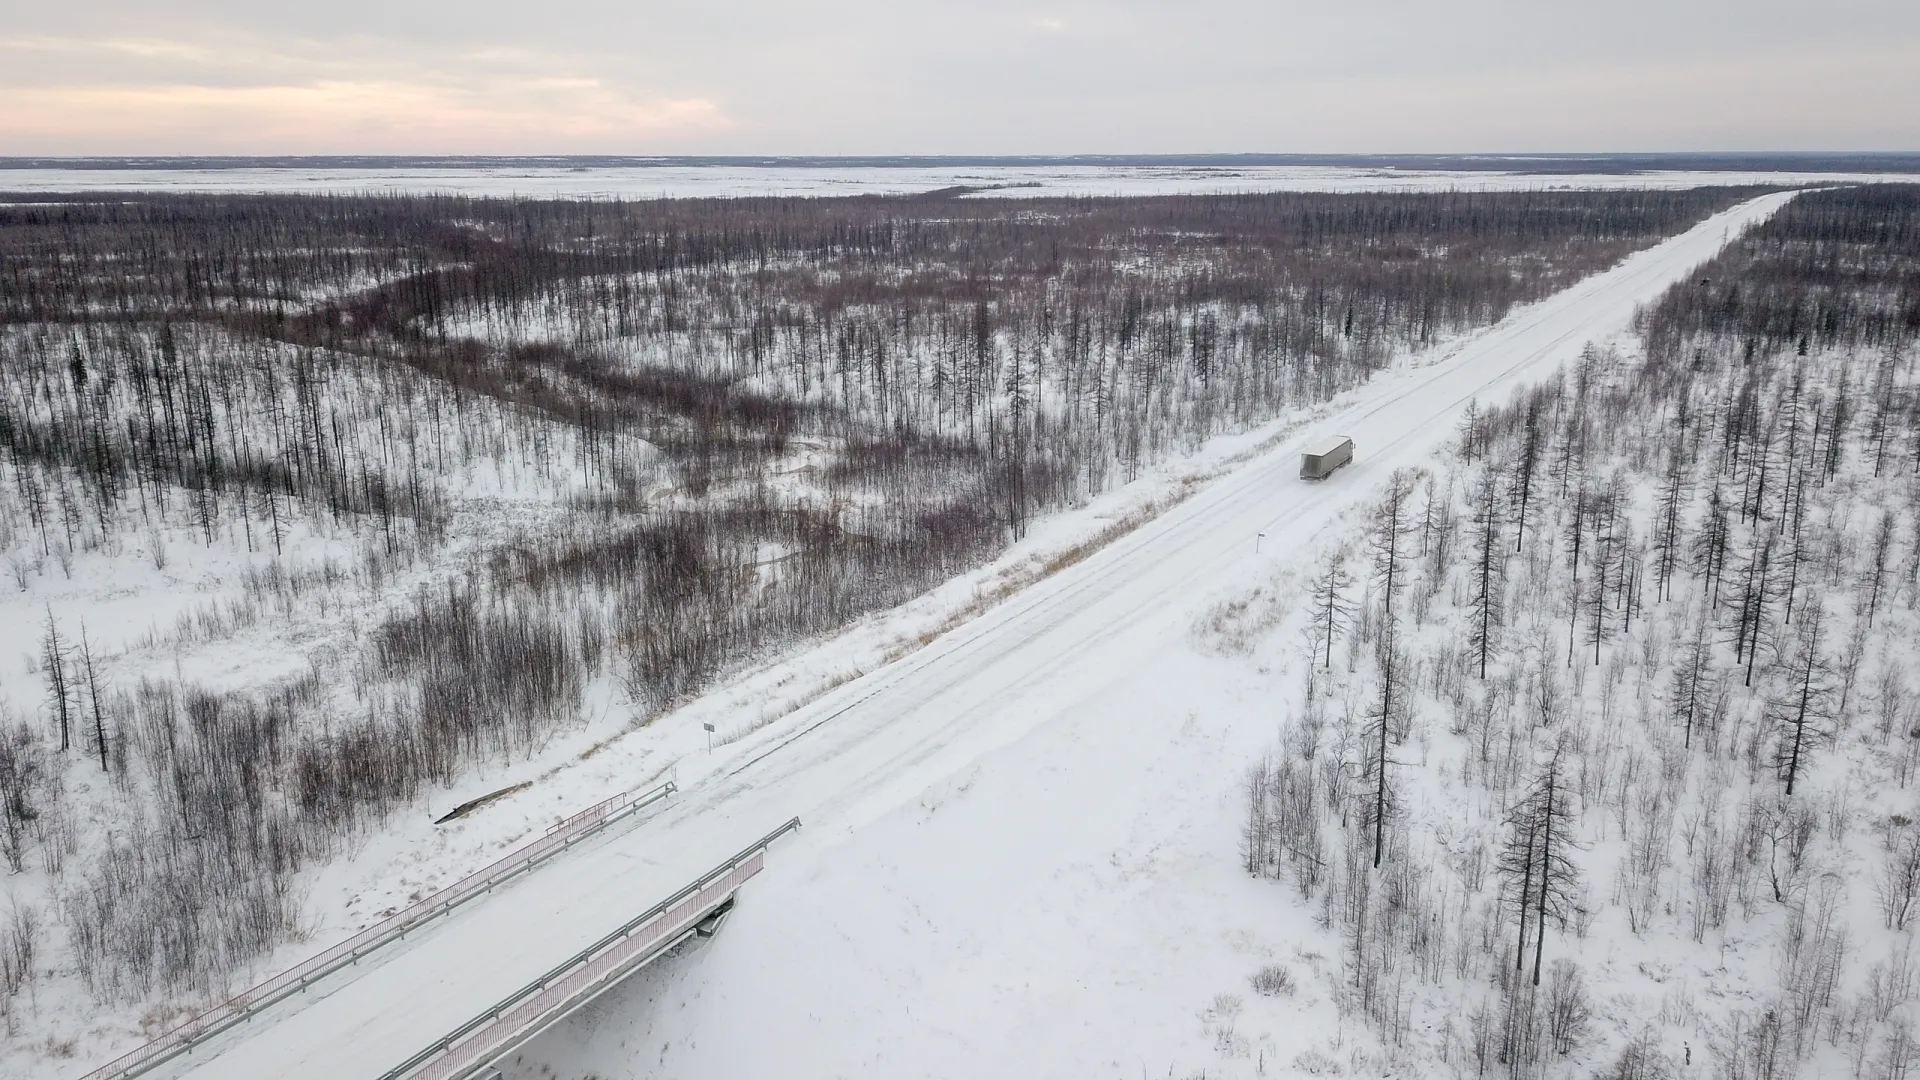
xmin=76 ymin=779 xmax=678 ymax=1080
xmin=383 ymin=816 xmax=803 ymax=1080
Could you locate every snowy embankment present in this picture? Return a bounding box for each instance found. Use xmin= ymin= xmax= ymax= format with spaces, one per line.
xmin=446 ymin=190 xmax=1798 ymax=1080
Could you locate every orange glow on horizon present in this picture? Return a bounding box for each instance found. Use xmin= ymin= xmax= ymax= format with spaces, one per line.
xmin=0 ymin=35 xmax=731 ymax=154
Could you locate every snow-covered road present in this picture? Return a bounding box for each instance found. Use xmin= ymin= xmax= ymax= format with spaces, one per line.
xmin=154 ymin=190 xmax=1796 ymax=1080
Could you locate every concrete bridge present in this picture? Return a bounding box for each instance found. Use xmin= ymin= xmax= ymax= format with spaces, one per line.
xmin=75 ymin=780 xmax=797 ymax=1080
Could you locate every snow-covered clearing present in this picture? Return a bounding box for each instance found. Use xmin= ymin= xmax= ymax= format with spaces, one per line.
xmin=98 ymin=191 xmax=1799 ymax=1080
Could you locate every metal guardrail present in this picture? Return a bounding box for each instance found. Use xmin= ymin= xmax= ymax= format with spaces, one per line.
xmin=382 ymin=816 xmax=804 ymax=1080
xmin=76 ymin=779 xmax=678 ymax=1080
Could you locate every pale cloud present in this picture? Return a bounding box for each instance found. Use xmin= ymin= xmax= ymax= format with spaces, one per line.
xmin=0 ymin=32 xmax=729 ymax=153
xmin=463 ymin=47 xmax=557 ymax=66
xmin=1 ymin=36 xmax=220 ymax=62
xmin=0 ymin=33 xmax=342 ymax=76
xmin=1236 ymin=40 xmax=1920 ymax=153
xmin=0 ymin=82 xmax=727 ymax=153
xmin=0 ymin=0 xmax=1915 ymax=154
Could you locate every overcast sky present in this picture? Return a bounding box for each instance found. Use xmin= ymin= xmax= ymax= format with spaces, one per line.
xmin=2 ymin=1 xmax=1916 ymax=155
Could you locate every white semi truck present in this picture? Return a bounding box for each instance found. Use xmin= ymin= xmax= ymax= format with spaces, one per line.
xmin=1300 ymin=436 xmax=1354 ymax=481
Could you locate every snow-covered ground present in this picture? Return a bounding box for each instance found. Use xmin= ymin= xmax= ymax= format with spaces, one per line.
xmin=0 ymin=163 xmax=1898 ymax=200
xmin=109 ymin=191 xmax=1799 ymax=1080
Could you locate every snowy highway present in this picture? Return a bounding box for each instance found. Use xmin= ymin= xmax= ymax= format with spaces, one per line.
xmin=151 ymin=190 xmax=1798 ymax=1080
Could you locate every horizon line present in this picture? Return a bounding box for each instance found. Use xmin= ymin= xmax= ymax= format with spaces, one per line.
xmin=6 ymin=151 xmax=1920 ymax=174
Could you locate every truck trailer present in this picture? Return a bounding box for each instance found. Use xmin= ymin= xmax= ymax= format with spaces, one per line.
xmin=1300 ymin=436 xmax=1354 ymax=481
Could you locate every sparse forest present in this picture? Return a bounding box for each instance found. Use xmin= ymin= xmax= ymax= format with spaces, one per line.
xmin=0 ymin=186 xmax=1761 ymax=1053
xmin=1241 ymin=184 xmax=1920 ymax=1077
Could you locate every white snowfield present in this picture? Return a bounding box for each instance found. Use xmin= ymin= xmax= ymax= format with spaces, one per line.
xmin=149 ymin=191 xmax=1798 ymax=1080
xmin=0 ymin=163 xmax=1901 ymax=201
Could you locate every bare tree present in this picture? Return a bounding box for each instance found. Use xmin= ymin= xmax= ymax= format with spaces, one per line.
xmin=79 ymin=626 xmax=110 ymax=772
xmin=1358 ymin=473 xmax=1420 ymax=870
xmin=1359 ymin=628 xmax=1406 ymax=871
xmin=0 ymin=901 xmax=38 ymax=1033
xmin=1308 ymin=550 xmax=1355 ymax=671
xmin=0 ymin=725 xmax=46 ymax=874
xmin=1693 ymin=484 xmax=1733 ymax=609
xmin=1769 ymin=603 xmax=1836 ymax=797
xmin=1669 ymin=601 xmax=1717 ymax=750
xmin=40 ymin=609 xmax=73 ymax=753
xmin=1371 ymin=470 xmax=1420 ymax=628
xmin=1467 ymin=464 xmax=1506 ymax=679
xmin=1499 ymin=747 xmax=1582 ymax=986
xmin=1509 ymin=392 xmax=1544 ymax=554
xmin=1879 ymin=830 xmax=1920 ymax=931
xmin=1544 ymin=960 xmax=1593 ymax=1056
xmin=1731 ymin=525 xmax=1780 ymax=688
xmin=1652 ymin=447 xmax=1689 ymax=602
xmin=1863 ymin=510 xmax=1897 ymax=627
